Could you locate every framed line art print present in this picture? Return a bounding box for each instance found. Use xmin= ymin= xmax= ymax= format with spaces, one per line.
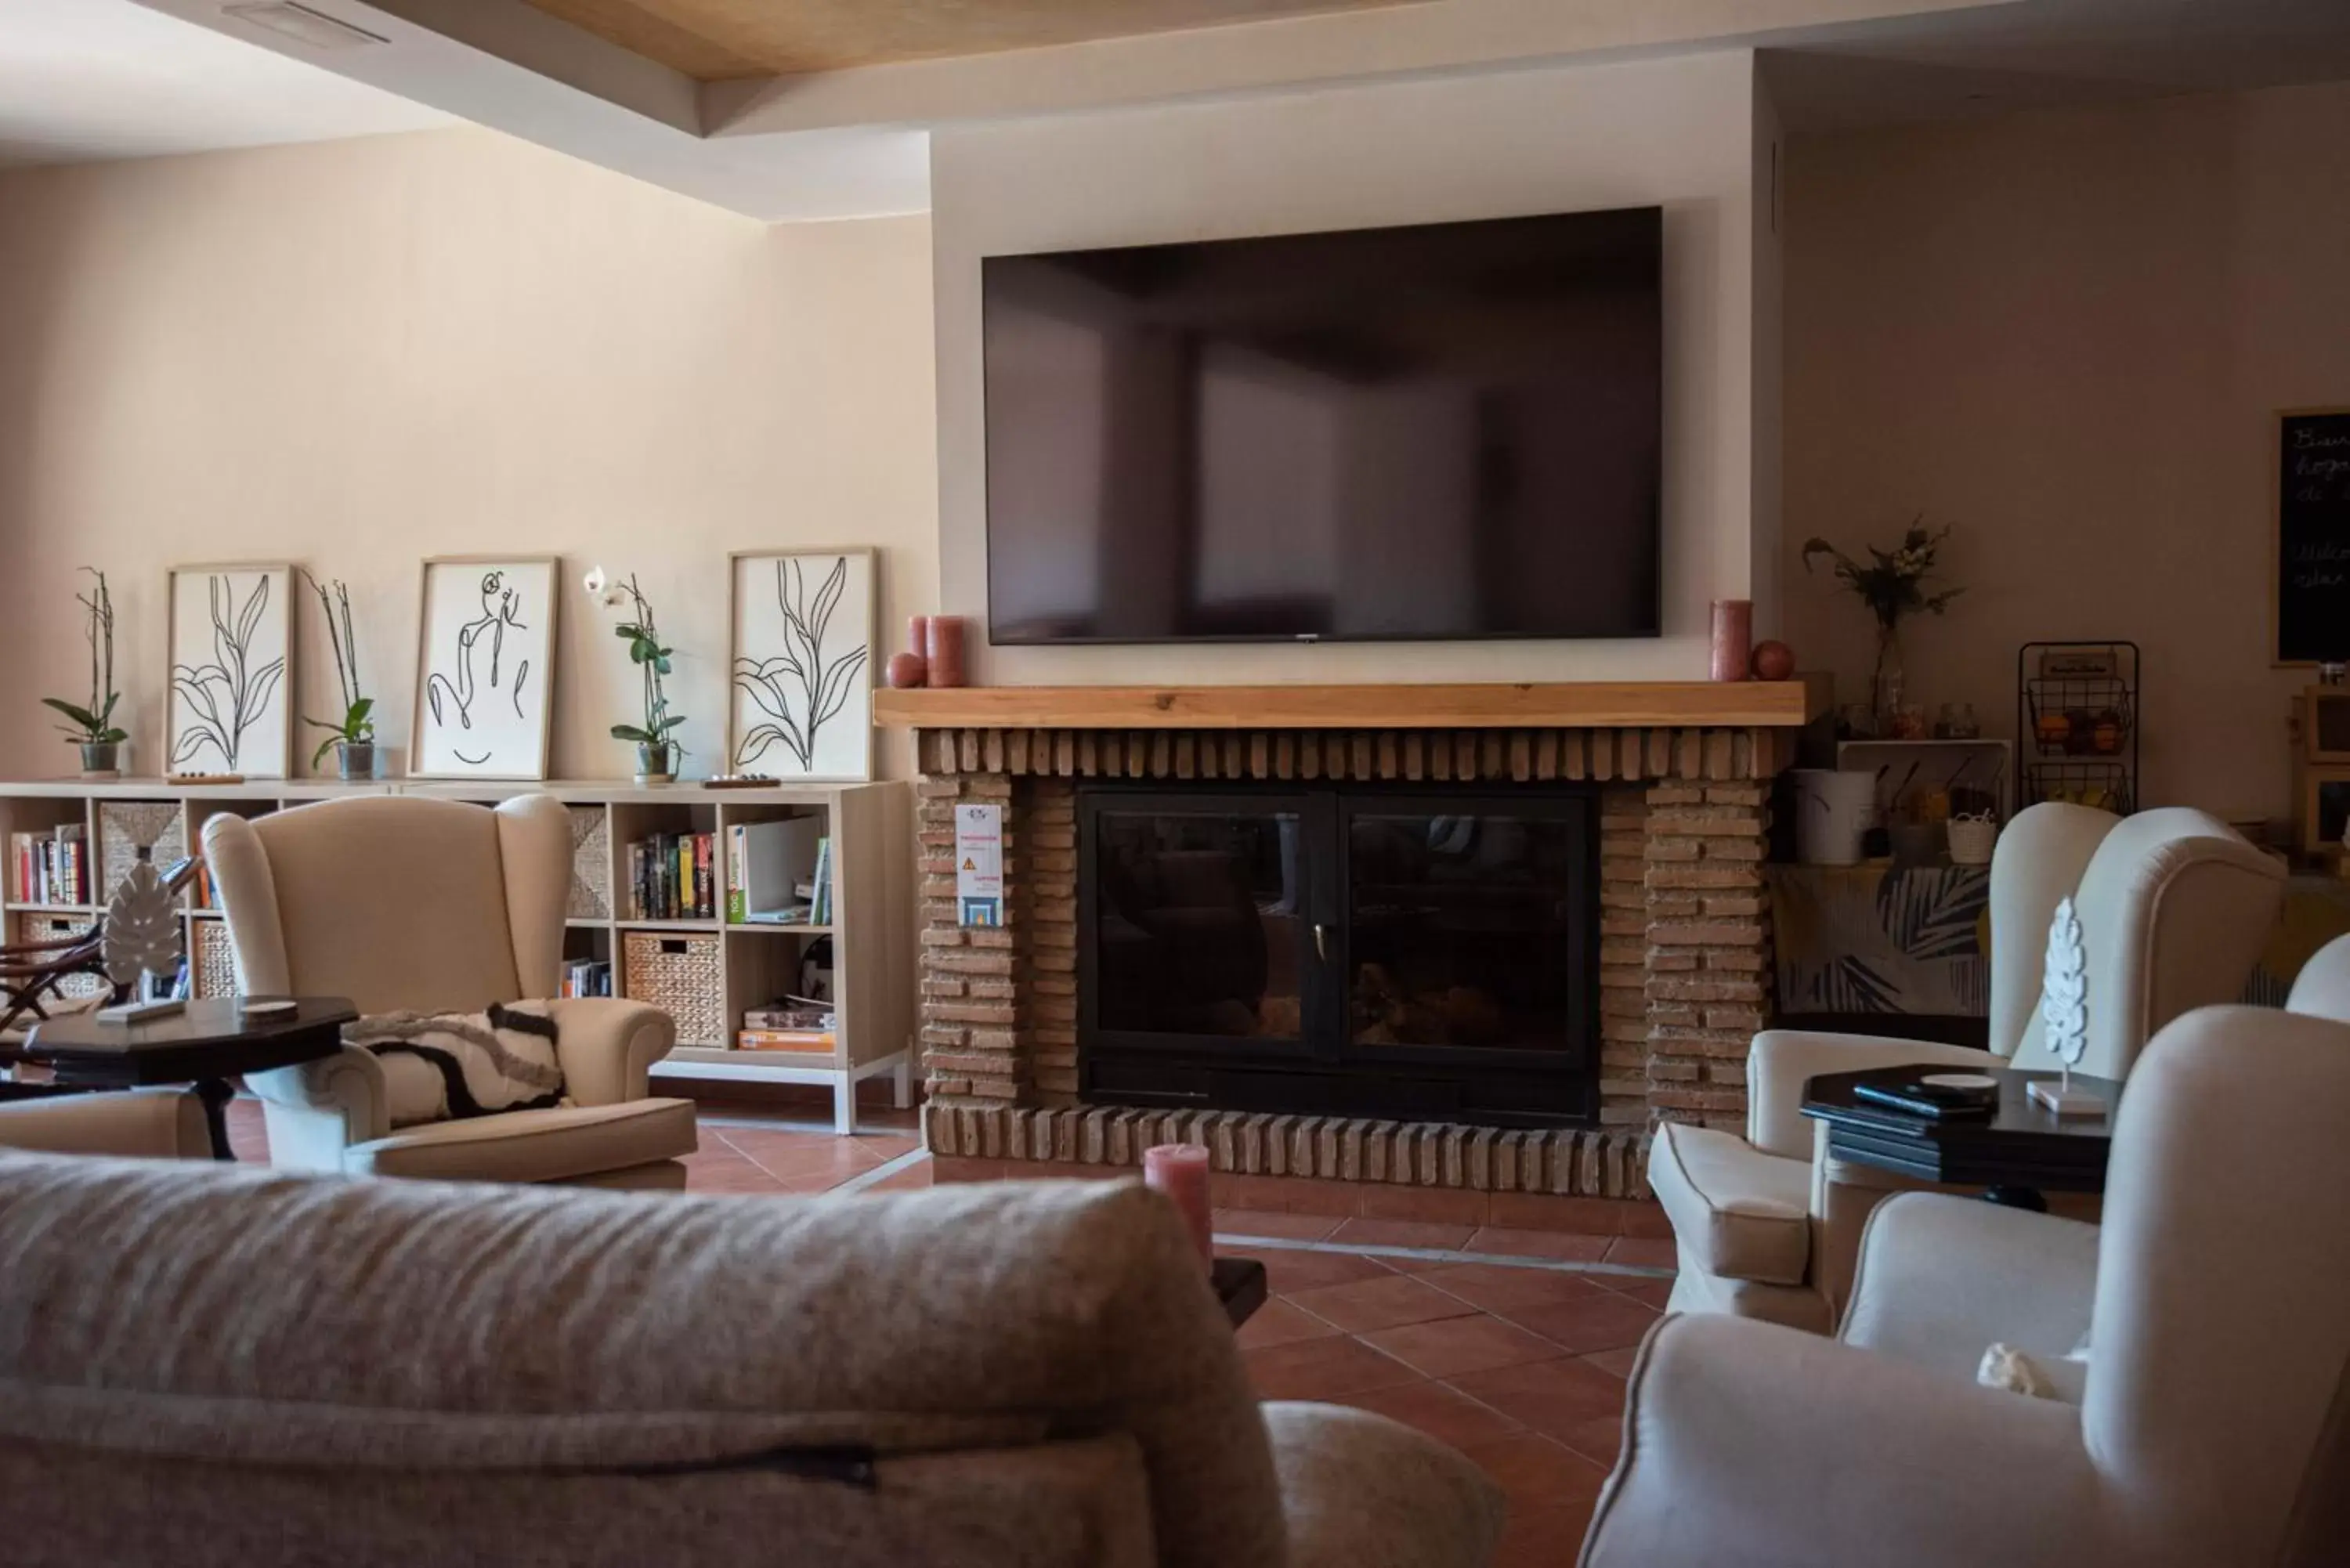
xmin=165 ymin=562 xmax=293 ymax=779
xmin=727 ymin=547 xmax=877 ymax=782
xmin=410 ymin=556 xmax=559 ymax=780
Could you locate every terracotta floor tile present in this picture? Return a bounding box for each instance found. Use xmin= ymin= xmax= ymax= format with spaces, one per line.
xmin=1370 ymin=1252 xmax=1462 ymax=1274
xmin=1502 ymin=1295 xmax=1661 ymax=1356
xmin=1553 ymin=1411 xmax=1627 ymax=1469
xmin=1619 ymin=1204 xmax=1676 ymax=1240
xmin=1340 ymin=1378 xmax=1525 ymax=1448
xmin=1220 ymin=1245 xmax=1397 ymax=1294
xmin=1329 ymin=1216 xmax=1478 ymax=1252
xmin=1236 ymin=1298 xmax=1346 ymax=1350
xmin=1602 ymin=1236 xmax=1678 ymax=1271
xmin=682 ymin=1153 xmax=797 ymax=1194
xmin=1463 ymin=1227 xmax=1612 ymax=1263
xmin=1285 ymin=1274 xmax=1480 ymax=1335
xmin=1419 ymin=1263 xmax=1612 ymax=1314
xmin=1446 ymin=1357 xmax=1628 ymax=1440
xmin=1593 ymin=1277 xmax=1675 ymax=1310
xmin=1491 ymin=1500 xmax=1600 ymax=1568
xmin=1214 ymin=1208 xmax=1345 ymax=1242
xmin=1243 ymin=1335 xmax=1423 ymax=1401
xmin=1459 ymin=1432 xmax=1611 ymax=1512
xmin=717 ymin=1127 xmax=888 ymax=1182
xmin=1358 ymin=1314 xmax=1567 ymax=1380
xmin=1578 ymin=1346 xmax=1643 ymax=1380
xmin=1358 ymin=1186 xmax=1487 ymax=1227
xmin=859 ymin=1157 xmax=935 ymax=1191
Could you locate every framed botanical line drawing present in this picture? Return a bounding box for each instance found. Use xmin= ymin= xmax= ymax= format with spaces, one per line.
xmin=166 ymin=562 xmax=292 ymax=779
xmin=410 ymin=556 xmax=558 ymax=780
xmin=728 ymin=547 xmax=876 ymax=782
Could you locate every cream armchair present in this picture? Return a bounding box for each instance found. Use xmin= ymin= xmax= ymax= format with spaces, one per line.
xmin=203 ymin=793 xmax=696 ymax=1188
xmin=0 ymin=1089 xmax=212 ymax=1158
xmin=1586 ymin=1003 xmax=2350 ymax=1568
xmin=1650 ymin=804 xmax=2283 ymax=1331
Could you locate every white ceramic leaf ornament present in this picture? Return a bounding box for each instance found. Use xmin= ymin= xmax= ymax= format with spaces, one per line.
xmin=103 ymin=856 xmax=182 ymax=988
xmin=2040 ymin=895 xmax=2088 ymax=1069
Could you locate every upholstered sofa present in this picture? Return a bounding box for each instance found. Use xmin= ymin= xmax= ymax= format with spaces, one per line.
xmin=1650 ymin=804 xmax=2283 ymax=1331
xmin=0 ymin=1156 xmax=1503 ymax=1568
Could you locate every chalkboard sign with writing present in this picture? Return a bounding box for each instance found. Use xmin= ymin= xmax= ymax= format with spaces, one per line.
xmin=2278 ymin=409 xmax=2350 ymax=664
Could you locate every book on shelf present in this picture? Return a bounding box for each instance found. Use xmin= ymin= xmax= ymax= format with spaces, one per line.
xmin=11 ymin=824 xmax=89 ymax=906
xmin=742 ymin=995 xmax=833 ymax=1031
xmin=735 ymin=1029 xmax=837 ymax=1053
xmin=560 ymin=959 xmax=613 ymax=999
xmin=810 ymin=836 xmax=833 ymax=927
xmin=725 ymin=817 xmax=825 ymax=924
xmin=627 ymin=830 xmax=718 ymax=921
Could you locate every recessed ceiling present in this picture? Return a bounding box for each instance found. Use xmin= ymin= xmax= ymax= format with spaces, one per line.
xmin=0 ymin=0 xmax=453 ymax=167
xmin=517 ymin=0 xmax=1431 ymax=79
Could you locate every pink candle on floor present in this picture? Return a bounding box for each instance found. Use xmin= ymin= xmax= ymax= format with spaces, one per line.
xmin=1143 ymin=1143 xmax=1215 ymax=1272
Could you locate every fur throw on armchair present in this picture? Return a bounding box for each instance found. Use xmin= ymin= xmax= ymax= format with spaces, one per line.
xmin=343 ymin=1003 xmax=566 ymax=1128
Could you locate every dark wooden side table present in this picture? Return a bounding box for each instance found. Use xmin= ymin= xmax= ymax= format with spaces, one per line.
xmin=24 ymin=996 xmax=356 ymax=1161
xmin=1801 ymin=1064 xmax=2120 ymax=1209
xmin=1213 ymin=1257 xmax=1268 ymax=1328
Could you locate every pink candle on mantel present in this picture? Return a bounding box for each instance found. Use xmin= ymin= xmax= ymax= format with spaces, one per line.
xmin=1142 ymin=1143 xmax=1215 ymax=1271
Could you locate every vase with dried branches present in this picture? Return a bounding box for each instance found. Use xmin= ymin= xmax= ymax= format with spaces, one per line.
xmin=300 ymin=569 xmax=375 ymax=780
xmin=587 ymin=568 xmax=685 ymax=783
xmin=42 ymin=568 xmax=127 ymax=779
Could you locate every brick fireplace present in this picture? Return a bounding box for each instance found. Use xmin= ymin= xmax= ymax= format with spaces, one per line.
xmin=884 ymin=685 xmax=1813 ymax=1201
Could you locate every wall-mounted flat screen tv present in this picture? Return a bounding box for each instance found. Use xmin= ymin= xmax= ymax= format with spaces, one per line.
xmin=982 ymin=206 xmax=1661 ymax=645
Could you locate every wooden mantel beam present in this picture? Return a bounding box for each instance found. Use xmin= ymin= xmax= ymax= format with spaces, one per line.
xmin=873 ymin=679 xmax=1827 ymax=732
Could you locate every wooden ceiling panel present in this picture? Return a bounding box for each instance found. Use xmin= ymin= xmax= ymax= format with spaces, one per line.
xmin=520 ymin=0 xmax=1430 ymax=80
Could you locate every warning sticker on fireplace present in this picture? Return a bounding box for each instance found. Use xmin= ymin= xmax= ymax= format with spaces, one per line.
xmin=956 ymin=803 xmax=1003 ymax=927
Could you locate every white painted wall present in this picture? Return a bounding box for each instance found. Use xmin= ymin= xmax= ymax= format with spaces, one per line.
xmin=931 ymin=49 xmax=1777 ymax=686
xmin=0 ymin=127 xmax=938 ymax=780
xmin=1782 ymin=79 xmax=2350 ymax=817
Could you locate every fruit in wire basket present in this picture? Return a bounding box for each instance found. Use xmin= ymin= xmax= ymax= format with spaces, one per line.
xmin=2034 ymin=710 xmax=2072 ymax=749
xmin=2088 ymin=710 xmax=2125 ymax=754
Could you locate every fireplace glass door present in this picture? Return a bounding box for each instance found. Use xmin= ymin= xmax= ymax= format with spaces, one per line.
xmin=1085 ymin=793 xmax=1329 ymax=1053
xmin=1343 ymin=802 xmax=1594 ymax=1060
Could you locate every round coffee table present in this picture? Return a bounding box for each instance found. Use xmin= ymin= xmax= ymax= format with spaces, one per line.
xmin=24 ymin=996 xmax=356 ymax=1160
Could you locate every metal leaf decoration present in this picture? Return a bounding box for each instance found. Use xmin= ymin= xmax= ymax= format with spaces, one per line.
xmin=2039 ymin=895 xmax=2088 ymax=1068
xmin=103 ymin=856 xmax=183 ymax=988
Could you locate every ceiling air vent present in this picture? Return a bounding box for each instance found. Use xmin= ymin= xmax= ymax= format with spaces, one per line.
xmin=221 ymin=2 xmax=389 ymax=49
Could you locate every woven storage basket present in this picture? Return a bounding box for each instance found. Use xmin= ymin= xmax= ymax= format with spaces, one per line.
xmin=193 ymin=919 xmax=238 ymax=999
xmin=622 ymin=930 xmax=723 ymax=1046
xmin=15 ymin=914 xmax=108 ymax=999
xmin=567 ymin=806 xmax=611 ymax=920
xmin=98 ymin=803 xmax=185 ymax=905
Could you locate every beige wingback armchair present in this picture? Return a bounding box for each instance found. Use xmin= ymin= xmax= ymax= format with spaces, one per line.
xmin=1650 ymin=804 xmax=2283 ymax=1331
xmin=0 ymin=1159 xmax=1502 ymax=1568
xmin=203 ymin=793 xmax=696 ymax=1187
xmin=1585 ymin=1003 xmax=2350 ymax=1568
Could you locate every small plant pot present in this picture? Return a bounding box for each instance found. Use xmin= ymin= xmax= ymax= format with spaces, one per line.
xmin=635 ymin=742 xmax=675 ymax=786
xmin=78 ymin=742 xmax=120 ymax=779
xmin=336 ymin=741 xmax=377 ymax=782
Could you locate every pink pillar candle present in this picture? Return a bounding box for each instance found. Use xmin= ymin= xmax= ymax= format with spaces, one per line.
xmin=924 ymin=616 xmax=969 ymax=688
xmin=1709 ymin=599 xmax=1753 ymax=682
xmin=1142 ymin=1143 xmax=1215 ymax=1271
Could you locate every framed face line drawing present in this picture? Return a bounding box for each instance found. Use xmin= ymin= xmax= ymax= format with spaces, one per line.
xmin=410 ymin=555 xmax=559 ymax=781
xmin=165 ymin=561 xmax=293 ymax=779
xmin=727 ymin=547 xmax=877 ymax=782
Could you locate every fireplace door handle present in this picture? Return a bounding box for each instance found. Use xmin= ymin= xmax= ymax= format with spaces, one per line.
xmin=1313 ymin=923 xmax=1329 ymax=963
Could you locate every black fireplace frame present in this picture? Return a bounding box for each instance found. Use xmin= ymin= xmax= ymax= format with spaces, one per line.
xmin=1076 ymin=780 xmax=1601 ymax=1128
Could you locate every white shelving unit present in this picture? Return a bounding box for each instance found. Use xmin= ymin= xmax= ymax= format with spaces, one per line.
xmin=1 ymin=778 xmax=915 ymax=1133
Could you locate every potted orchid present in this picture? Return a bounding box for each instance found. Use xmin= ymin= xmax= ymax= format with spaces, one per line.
xmin=1801 ymin=520 xmax=1963 ymax=724
xmin=586 ymin=567 xmax=685 ymax=783
xmin=43 ymin=569 xmax=128 ymax=779
xmin=299 ymin=569 xmax=376 ymax=779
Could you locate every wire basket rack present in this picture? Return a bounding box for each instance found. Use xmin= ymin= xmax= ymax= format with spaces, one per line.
xmin=2019 ymin=641 xmax=2140 ymax=814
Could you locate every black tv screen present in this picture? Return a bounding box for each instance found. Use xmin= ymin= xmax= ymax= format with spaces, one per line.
xmin=982 ymin=206 xmax=1661 ymax=645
